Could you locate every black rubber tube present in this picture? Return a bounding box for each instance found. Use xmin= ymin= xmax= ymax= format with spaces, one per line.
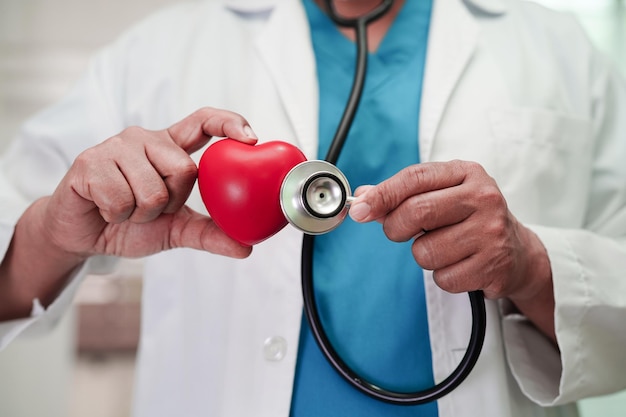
xmin=302 ymin=234 xmax=487 ymax=405
xmin=300 ymin=0 xmax=487 ymax=405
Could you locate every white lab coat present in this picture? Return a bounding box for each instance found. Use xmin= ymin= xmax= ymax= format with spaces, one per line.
xmin=1 ymin=0 xmax=626 ymax=416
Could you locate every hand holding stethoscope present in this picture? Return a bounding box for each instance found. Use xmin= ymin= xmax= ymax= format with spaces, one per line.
xmin=349 ymin=160 xmax=528 ymax=300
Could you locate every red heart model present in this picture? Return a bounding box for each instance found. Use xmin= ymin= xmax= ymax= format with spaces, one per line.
xmin=197 ymin=138 xmax=307 ymax=246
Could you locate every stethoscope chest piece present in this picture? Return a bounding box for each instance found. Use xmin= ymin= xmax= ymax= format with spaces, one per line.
xmin=280 ymin=160 xmax=352 ymax=234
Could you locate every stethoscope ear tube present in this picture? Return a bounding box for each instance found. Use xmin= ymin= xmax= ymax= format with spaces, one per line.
xmin=301 ymin=233 xmax=487 ymax=404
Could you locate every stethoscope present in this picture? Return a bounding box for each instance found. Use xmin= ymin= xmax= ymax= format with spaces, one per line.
xmin=278 ymin=0 xmax=487 ymax=405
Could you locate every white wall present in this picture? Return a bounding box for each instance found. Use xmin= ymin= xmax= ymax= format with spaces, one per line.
xmin=0 ymin=0 xmax=179 ymax=151
xmin=0 ymin=1 xmax=178 ymax=416
xmin=0 ymin=311 xmax=75 ymax=417
xmin=536 ymin=0 xmax=625 ymax=74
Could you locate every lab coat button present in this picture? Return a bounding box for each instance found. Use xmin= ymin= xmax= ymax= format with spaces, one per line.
xmin=263 ymin=336 xmax=287 ymax=362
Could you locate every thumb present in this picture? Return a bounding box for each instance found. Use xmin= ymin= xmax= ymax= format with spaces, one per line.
xmin=170 ymin=206 xmax=252 ymax=258
xmin=349 ymin=162 xmax=466 ymax=223
xmin=167 ymin=107 xmax=258 ymax=154
xmin=348 ymin=185 xmax=378 ymax=223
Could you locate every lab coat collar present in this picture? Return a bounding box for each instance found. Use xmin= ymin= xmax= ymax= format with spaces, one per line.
xmin=417 ymin=0 xmax=508 ymax=162
xmin=419 ymin=0 xmax=482 ymax=162
xmin=222 ymin=0 xmax=508 ymax=16
xmin=252 ymin=0 xmax=320 ymax=159
xmin=223 ymin=0 xmax=506 ymax=161
xmin=464 ymin=0 xmax=508 ymax=15
xmin=223 ymin=0 xmax=278 ymax=14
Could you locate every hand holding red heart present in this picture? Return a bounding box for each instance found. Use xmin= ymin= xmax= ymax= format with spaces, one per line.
xmin=39 ymin=107 xmax=258 ymax=262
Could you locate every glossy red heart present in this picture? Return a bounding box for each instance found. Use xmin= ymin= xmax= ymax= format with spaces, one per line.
xmin=197 ymin=138 xmax=307 ymax=246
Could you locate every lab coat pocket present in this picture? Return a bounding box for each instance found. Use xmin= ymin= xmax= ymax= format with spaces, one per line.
xmin=488 ymin=107 xmax=593 ymax=225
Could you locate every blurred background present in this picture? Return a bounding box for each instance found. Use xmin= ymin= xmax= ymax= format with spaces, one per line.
xmin=0 ymin=0 xmax=624 ymax=416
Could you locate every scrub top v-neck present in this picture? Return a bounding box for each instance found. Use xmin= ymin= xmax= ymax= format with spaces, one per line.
xmin=290 ymin=0 xmax=436 ymax=416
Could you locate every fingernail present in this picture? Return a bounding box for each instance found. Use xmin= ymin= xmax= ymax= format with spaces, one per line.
xmin=349 ymin=201 xmax=371 ymax=222
xmin=243 ymin=125 xmax=257 ymax=140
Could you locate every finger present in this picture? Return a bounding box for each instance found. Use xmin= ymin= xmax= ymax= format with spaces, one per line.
xmin=93 ymin=131 xmax=173 ymax=223
xmin=349 ymin=185 xmax=376 ymax=221
xmin=410 ymin=221 xmax=479 ymax=271
xmin=115 ymin=148 xmax=171 ymax=223
xmin=87 ymin=161 xmax=136 ymax=224
xmin=426 ymin=228 xmax=516 ymax=298
xmin=168 ymin=206 xmax=252 ymax=258
xmin=70 ymin=147 xmax=138 ymax=223
xmin=381 ymin=185 xmax=475 ymax=242
xmin=350 ymin=161 xmax=471 ymax=223
xmin=167 ymin=107 xmax=258 ymax=154
xmin=430 ymin=256 xmax=484 ymax=295
xmin=63 ymin=149 xmax=120 ymax=217
xmin=430 ymin=250 xmax=507 ymax=298
xmin=144 ymin=134 xmax=199 ymax=214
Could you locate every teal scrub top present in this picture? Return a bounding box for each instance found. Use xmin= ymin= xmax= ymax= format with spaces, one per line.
xmin=290 ymin=0 xmax=436 ymax=416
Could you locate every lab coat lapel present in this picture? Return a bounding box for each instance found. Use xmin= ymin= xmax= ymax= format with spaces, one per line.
xmin=419 ymin=0 xmax=480 ymax=162
xmin=419 ymin=2 xmax=480 ymax=413
xmin=254 ymin=1 xmax=320 ymax=159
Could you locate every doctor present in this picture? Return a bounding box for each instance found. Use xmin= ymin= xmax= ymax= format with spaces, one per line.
xmin=1 ymin=0 xmax=626 ymax=416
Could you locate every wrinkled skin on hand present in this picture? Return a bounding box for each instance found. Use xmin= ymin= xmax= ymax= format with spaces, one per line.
xmin=0 ymin=107 xmax=262 ymax=320
xmin=43 ymin=107 xmax=258 ymax=260
xmin=349 ymin=160 xmax=555 ymax=340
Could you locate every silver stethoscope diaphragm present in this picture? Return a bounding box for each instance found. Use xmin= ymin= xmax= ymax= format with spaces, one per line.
xmin=280 ymin=160 xmax=353 ymax=234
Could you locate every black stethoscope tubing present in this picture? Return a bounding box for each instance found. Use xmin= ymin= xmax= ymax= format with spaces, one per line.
xmin=300 ymin=0 xmax=487 ymax=405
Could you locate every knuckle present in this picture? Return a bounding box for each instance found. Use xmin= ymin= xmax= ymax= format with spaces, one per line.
xmin=199 ymin=106 xmax=216 ymax=115
xmin=483 ymin=273 xmax=508 ymax=299
xmin=195 ymin=107 xmax=216 ymax=121
xmin=388 ymin=197 xmax=435 ymax=242
xmin=382 ymin=219 xmax=404 ymax=242
xmin=176 ymin=157 xmax=198 ymax=179
xmin=456 ymin=160 xmax=486 ymax=179
xmin=412 ymin=240 xmax=437 ymax=270
xmin=461 ymin=160 xmax=483 ymax=173
xmin=377 ymin=186 xmax=395 ymax=211
xmin=98 ymin=208 xmax=116 ymax=223
xmin=136 ymin=188 xmax=170 ymax=210
xmin=367 ymin=184 xmax=394 ymax=217
xmin=101 ymin=198 xmax=135 ymax=223
xmin=476 ymin=183 xmax=505 ymax=207
xmin=483 ymin=212 xmax=510 ymax=243
xmin=406 ymin=164 xmax=430 ymax=190
xmin=432 ymin=270 xmax=463 ymax=294
xmin=119 ymin=125 xmax=146 ymax=139
xmin=412 ymin=197 xmax=437 ymax=227
xmin=73 ymin=149 xmax=96 ymax=170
